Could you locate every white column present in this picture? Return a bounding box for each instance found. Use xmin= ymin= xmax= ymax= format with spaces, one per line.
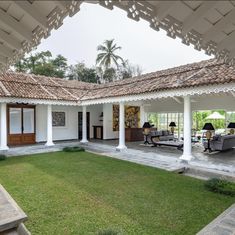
xmin=0 ymin=103 xmax=8 ymax=150
xmin=140 ymin=105 xmax=147 ymax=127
xmin=80 ymin=106 xmax=88 ymax=143
xmin=180 ymin=96 xmax=194 ymax=161
xmin=116 ymin=102 xmax=127 ymax=151
xmin=45 ymin=104 xmax=54 ymax=146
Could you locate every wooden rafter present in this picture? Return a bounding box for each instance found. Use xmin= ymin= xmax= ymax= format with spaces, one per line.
xmin=13 ymin=1 xmax=48 ymax=30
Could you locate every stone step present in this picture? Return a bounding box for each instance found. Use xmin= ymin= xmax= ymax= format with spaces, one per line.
xmin=184 ymin=166 xmax=235 ymax=182
xmin=197 ymin=204 xmax=235 ymax=235
xmin=1 ymin=223 xmax=30 ymax=235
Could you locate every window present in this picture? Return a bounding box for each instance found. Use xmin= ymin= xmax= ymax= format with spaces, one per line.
xmin=9 ymin=108 xmax=21 ymax=134
xmin=147 ymin=112 xmax=183 ymax=138
xmin=23 ymin=108 xmax=34 ymax=133
xmin=52 ymin=112 xmax=66 ymax=127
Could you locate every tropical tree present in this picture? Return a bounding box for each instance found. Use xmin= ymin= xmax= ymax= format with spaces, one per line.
xmin=67 ymin=62 xmax=98 ymax=83
xmin=13 ymin=50 xmax=68 ymax=78
xmin=96 ymin=39 xmax=124 ymax=69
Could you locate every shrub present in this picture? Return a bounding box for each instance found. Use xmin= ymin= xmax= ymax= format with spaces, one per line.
xmin=97 ymin=229 xmax=119 ymax=235
xmin=62 ymin=146 xmax=85 ymax=152
xmin=0 ymin=154 xmax=6 ymax=161
xmin=205 ymin=178 xmax=235 ymax=196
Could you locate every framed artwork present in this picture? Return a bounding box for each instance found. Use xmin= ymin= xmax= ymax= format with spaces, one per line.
xmin=113 ymin=105 xmax=140 ymax=131
xmin=52 ymin=111 xmax=66 ymax=127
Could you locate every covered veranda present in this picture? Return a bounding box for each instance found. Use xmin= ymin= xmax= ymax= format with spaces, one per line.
xmin=0 ymin=60 xmax=234 ymax=168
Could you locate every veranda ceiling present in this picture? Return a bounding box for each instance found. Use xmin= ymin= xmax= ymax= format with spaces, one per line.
xmin=0 ymin=1 xmax=235 ymax=72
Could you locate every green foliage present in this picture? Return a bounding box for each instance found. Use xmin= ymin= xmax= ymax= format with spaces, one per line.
xmin=103 ymin=67 xmax=116 ymax=83
xmin=0 ymin=154 xmax=6 ymax=161
xmin=96 ymin=39 xmax=124 ymax=69
xmin=205 ymin=178 xmax=235 ymax=196
xmin=13 ymin=51 xmax=68 ymax=78
xmin=62 ymin=146 xmax=85 ymax=152
xmin=193 ymin=110 xmax=226 ymax=131
xmin=67 ymin=62 xmax=97 ymax=83
xmin=13 ymin=42 xmax=142 ymax=83
xmin=97 ymin=229 xmax=119 ymax=235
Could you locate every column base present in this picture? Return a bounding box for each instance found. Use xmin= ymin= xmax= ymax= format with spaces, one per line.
xmin=45 ymin=142 xmax=54 ymax=147
xmin=179 ymin=154 xmax=194 ymax=162
xmin=0 ymin=146 xmax=9 ymax=151
xmin=116 ymin=145 xmax=127 ymax=151
xmin=80 ymin=139 xmax=88 ymax=144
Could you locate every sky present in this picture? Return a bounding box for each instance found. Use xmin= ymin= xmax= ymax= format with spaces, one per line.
xmin=36 ymin=2 xmax=212 ymax=73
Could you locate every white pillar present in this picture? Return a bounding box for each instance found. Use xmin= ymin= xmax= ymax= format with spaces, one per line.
xmin=80 ymin=106 xmax=88 ymax=143
xmin=180 ymin=96 xmax=194 ymax=161
xmin=45 ymin=104 xmax=54 ymax=146
xmin=116 ymin=102 xmax=127 ymax=151
xmin=0 ymin=103 xmax=8 ymax=150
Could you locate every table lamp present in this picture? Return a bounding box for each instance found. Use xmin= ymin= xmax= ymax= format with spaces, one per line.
xmin=142 ymin=122 xmax=153 ymax=144
xmin=202 ymin=123 xmax=214 ymax=152
xmin=169 ymin=122 xmax=176 ymax=135
xmin=227 ymin=122 xmax=235 ymax=135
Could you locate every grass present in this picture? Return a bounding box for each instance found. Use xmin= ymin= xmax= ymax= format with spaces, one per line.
xmin=0 ymin=152 xmax=234 ymax=235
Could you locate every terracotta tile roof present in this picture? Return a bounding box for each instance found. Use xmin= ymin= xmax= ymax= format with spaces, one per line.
xmin=82 ymin=59 xmax=235 ymax=100
xmin=0 ymin=59 xmax=234 ymax=103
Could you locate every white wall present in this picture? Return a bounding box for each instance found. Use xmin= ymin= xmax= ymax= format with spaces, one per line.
xmin=103 ymin=103 xmax=146 ymax=140
xmin=103 ymin=103 xmax=119 ymax=139
xmin=36 ymin=104 xmax=102 ymax=142
xmin=36 ymin=105 xmax=47 ymax=142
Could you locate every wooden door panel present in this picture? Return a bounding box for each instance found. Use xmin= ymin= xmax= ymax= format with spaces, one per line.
xmin=22 ymin=134 xmax=35 ymax=144
xmin=8 ymin=134 xmax=22 ymax=146
xmin=7 ymin=104 xmax=36 ymax=146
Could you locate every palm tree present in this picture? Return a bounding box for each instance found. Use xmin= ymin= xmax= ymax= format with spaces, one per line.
xmin=96 ymin=39 xmax=124 ymax=69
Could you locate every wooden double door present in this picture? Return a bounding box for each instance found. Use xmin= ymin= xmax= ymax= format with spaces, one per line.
xmin=7 ymin=104 xmax=36 ymax=146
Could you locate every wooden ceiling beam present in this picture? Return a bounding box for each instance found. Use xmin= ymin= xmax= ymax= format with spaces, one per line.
xmin=0 ymin=29 xmax=21 ymax=50
xmin=217 ymin=30 xmax=235 ymax=51
xmin=0 ymin=55 xmax=7 ymax=65
xmin=0 ymin=43 xmax=13 ymax=58
xmin=0 ymin=8 xmax=32 ymax=42
xmin=54 ymin=1 xmax=68 ymax=11
xmin=155 ymin=1 xmax=178 ymax=21
xmin=202 ymin=7 xmax=235 ymax=45
xmin=13 ymin=1 xmax=48 ymax=30
xmin=182 ymin=1 xmax=218 ymax=35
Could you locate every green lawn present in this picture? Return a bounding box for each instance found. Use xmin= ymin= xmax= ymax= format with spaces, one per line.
xmin=0 ymin=152 xmax=234 ymax=235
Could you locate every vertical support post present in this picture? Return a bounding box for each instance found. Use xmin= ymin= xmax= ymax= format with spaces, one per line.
xmin=177 ymin=113 xmax=180 ymax=141
xmin=45 ymin=104 xmax=54 ymax=146
xmin=116 ymin=102 xmax=127 ymax=151
xmin=0 ymin=103 xmax=8 ymax=150
xmin=180 ymin=96 xmax=193 ymax=161
xmin=80 ymin=105 xmax=88 ymax=143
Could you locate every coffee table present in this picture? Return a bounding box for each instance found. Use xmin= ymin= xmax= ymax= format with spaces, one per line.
xmin=151 ymin=139 xmax=184 ymax=151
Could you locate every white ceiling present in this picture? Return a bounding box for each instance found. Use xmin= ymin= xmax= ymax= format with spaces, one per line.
xmin=0 ymin=1 xmax=235 ymax=72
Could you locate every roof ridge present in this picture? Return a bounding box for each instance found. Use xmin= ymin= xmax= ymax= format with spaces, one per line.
xmin=48 ymin=77 xmax=80 ymax=101
xmin=29 ymin=74 xmax=57 ymax=99
xmin=90 ymin=60 xmax=221 ymax=91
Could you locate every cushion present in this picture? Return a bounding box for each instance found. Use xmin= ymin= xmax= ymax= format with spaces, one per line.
xmin=162 ymin=130 xmax=169 ymax=136
xmin=213 ymin=134 xmax=221 ymax=141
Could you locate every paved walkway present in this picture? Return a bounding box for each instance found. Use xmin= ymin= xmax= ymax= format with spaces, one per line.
xmin=3 ymin=141 xmax=235 ymax=180
xmin=197 ymin=204 xmax=235 ymax=235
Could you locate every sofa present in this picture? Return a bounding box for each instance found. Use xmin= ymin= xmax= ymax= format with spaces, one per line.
xmin=147 ymin=130 xmax=174 ymax=143
xmin=203 ymin=134 xmax=235 ymax=151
